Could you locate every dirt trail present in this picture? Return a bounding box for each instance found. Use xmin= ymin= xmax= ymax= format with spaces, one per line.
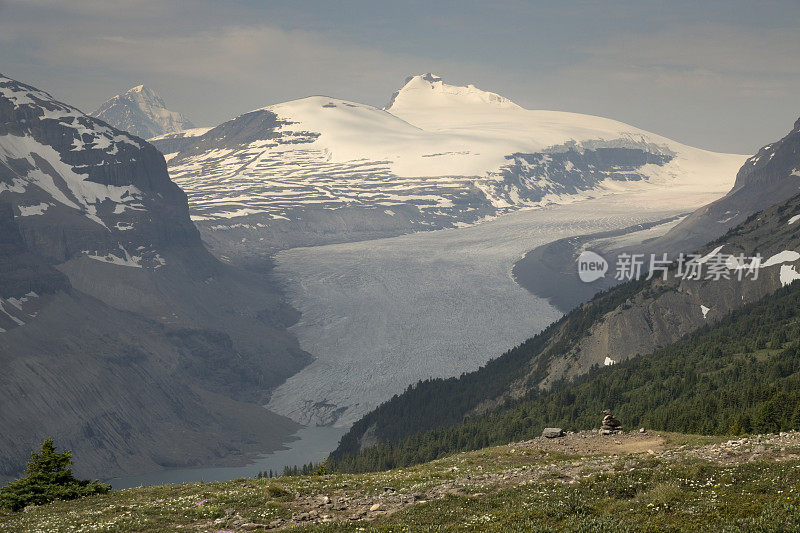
xmin=513 ymin=430 xmax=668 ymax=456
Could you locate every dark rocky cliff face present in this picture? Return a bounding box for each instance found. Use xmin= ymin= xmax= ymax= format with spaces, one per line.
xmin=732 ymin=116 xmax=800 ymax=192
xmin=0 ymin=202 xmax=68 ymax=298
xmin=0 ymin=75 xmax=207 ymax=266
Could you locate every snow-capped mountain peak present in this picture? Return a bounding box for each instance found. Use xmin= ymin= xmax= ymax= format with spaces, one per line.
xmin=91 ymin=85 xmax=195 ymax=139
xmin=125 ymin=84 xmax=164 ymax=105
xmin=384 ymin=73 xmax=521 ymax=113
xmin=158 ymin=71 xmax=745 ymax=241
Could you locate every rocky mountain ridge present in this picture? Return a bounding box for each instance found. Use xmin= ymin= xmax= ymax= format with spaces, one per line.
xmin=513 ymin=115 xmax=800 ymax=313
xmin=638 ymin=115 xmax=800 ymax=255
xmin=0 ymin=74 xmax=308 ymax=483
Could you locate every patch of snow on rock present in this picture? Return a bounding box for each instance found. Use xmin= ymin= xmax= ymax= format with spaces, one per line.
xmin=762 ymin=250 xmax=800 ymax=268
xmin=18 ymin=202 xmax=50 ymax=216
xmin=780 ymin=264 xmax=800 ymax=286
xmin=83 ymin=246 xmax=143 ymax=268
xmin=697 ymin=245 xmax=725 ymax=264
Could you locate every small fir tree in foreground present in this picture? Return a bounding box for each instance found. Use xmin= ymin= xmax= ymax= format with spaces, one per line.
xmin=0 ymin=438 xmax=110 ymax=511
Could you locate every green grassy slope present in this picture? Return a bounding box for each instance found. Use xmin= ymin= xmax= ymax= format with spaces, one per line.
xmin=3 ymin=431 xmax=800 ymax=532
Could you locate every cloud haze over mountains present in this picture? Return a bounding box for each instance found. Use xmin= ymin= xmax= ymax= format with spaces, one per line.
xmin=1 ymin=0 xmax=799 ymax=154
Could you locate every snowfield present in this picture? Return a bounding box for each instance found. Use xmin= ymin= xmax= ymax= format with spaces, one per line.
xmin=168 ymin=74 xmax=744 ymax=227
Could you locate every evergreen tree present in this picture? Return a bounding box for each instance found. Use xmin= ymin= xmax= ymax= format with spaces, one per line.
xmin=0 ymin=438 xmax=110 ymax=512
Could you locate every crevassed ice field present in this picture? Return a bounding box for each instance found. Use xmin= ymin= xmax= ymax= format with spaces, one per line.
xmin=267 ymin=187 xmax=722 ymax=427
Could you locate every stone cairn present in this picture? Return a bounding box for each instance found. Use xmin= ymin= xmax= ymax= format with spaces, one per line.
xmin=600 ymin=409 xmax=622 ymax=435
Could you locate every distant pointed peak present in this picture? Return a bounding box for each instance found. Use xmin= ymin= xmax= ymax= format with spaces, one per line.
xmin=119 ymin=85 xmax=167 ymax=110
xmin=126 ymin=84 xmax=158 ymax=98
xmin=385 ymin=73 xmax=520 ymax=112
xmin=92 ymin=84 xmax=193 ymax=138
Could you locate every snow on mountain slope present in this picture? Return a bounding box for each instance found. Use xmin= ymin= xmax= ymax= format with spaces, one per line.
xmin=387 ymin=73 xmax=665 ymax=143
xmin=167 ymin=96 xmax=494 ymax=223
xmin=0 ymin=132 xmax=141 ymax=225
xmin=149 ymin=127 xmax=214 ymax=160
xmin=385 ymin=73 xmax=521 ymax=112
xmin=385 ymin=74 xmax=741 ymax=194
xmin=164 ymin=73 xmax=745 ymax=257
xmin=92 ymin=85 xmax=195 ymax=139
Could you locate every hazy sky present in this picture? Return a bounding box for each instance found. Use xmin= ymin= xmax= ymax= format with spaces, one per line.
xmin=2 ymin=0 xmax=799 ymax=154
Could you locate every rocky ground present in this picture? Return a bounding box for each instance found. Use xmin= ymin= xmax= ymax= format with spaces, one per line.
xmin=4 ymin=429 xmax=800 ymax=531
